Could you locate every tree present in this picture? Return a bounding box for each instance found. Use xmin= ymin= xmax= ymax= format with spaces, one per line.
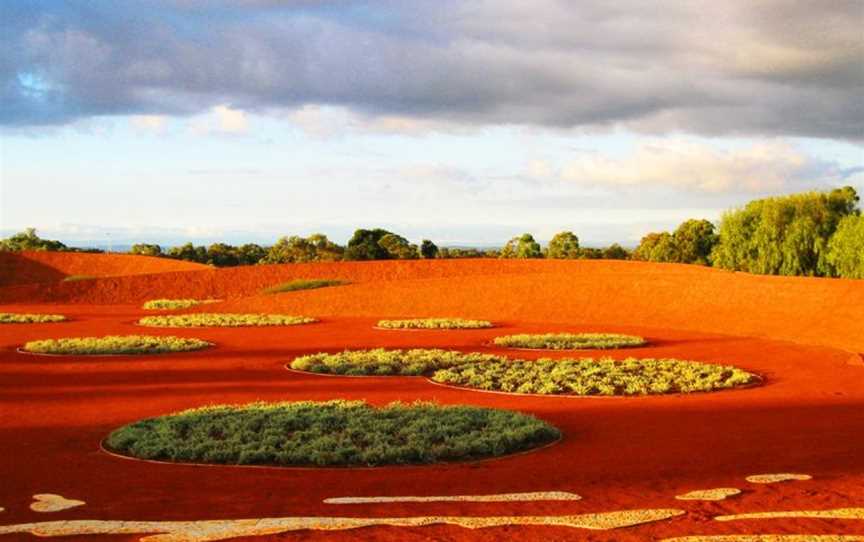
xmin=344 ymin=229 xmax=394 ymax=260
xmin=673 ymin=219 xmax=717 ymax=265
xmin=378 ymin=233 xmax=419 ymax=259
xmin=632 ymin=232 xmax=679 ymax=263
xmin=167 ymin=243 xmax=208 ymax=263
xmin=0 ymin=228 xmax=68 ymax=252
xmin=500 ymin=233 xmax=542 ymax=259
xmin=826 ymin=214 xmax=864 ymax=279
xmin=130 ymin=243 xmax=162 ymax=257
xmin=206 ymin=243 xmax=240 ymax=267
xmin=546 ymin=231 xmax=580 ymax=259
xmin=236 ymin=243 xmax=267 ymax=265
xmin=602 ymin=243 xmax=629 ymax=260
xmin=712 ymin=186 xmax=859 ymax=276
xmin=420 ymin=239 xmax=439 ymax=259
xmin=262 ymin=234 xmax=344 ymax=264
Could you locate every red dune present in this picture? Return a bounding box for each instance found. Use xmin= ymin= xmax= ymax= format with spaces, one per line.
xmin=0 ymin=255 xmax=862 ymax=541
xmin=0 ymin=250 xmax=208 ymax=287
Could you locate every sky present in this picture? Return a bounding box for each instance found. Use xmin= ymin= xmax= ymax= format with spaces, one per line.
xmin=1 ymin=1 xmax=862 ymax=248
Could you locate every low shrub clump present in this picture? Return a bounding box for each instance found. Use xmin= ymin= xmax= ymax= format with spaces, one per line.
xmin=493 ymin=333 xmax=647 ymax=350
xmin=262 ymin=279 xmax=348 ymax=294
xmin=432 ymin=357 xmax=757 ymax=396
xmin=105 ymin=400 xmax=560 ymax=467
xmin=1 ymin=313 xmax=67 ymax=324
xmin=138 ymin=313 xmax=316 ymax=327
xmin=291 ymin=348 xmax=508 ymax=376
xmin=23 ymin=335 xmax=212 ymax=355
xmin=142 ymin=299 xmax=219 ymax=310
xmin=377 ymin=318 xmax=494 ymax=329
xmin=62 ymin=275 xmax=96 ymax=282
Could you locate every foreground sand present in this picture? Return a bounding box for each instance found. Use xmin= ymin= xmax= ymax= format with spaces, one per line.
xmin=0 ymin=253 xmax=862 ymax=541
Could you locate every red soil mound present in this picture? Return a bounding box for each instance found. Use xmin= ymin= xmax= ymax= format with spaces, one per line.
xmin=5 ymin=259 xmax=860 ymax=354
xmin=0 ymin=251 xmax=208 ymax=287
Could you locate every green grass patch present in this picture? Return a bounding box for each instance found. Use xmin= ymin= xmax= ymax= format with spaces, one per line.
xmin=142 ymin=299 xmax=219 ymax=310
xmin=138 ymin=313 xmax=316 ymax=327
xmin=377 ymin=318 xmax=493 ymax=329
xmin=104 ymin=400 xmax=560 ymax=467
xmin=23 ymin=335 xmax=212 ymax=355
xmin=262 ymin=279 xmax=348 ymax=294
xmin=291 ymin=348 xmax=509 ymax=376
xmin=0 ymin=313 xmax=67 ymax=324
xmin=432 ymin=357 xmax=757 ymax=396
xmin=493 ymin=333 xmax=647 ymax=350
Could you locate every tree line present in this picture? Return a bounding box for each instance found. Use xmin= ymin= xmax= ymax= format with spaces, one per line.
xmin=3 ymin=187 xmax=861 ymax=278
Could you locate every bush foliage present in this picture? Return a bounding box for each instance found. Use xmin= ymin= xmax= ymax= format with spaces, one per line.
xmin=1 ymin=313 xmax=66 ymax=324
xmin=825 ymin=214 xmax=864 ymax=279
xmin=104 ymin=400 xmax=560 ymax=467
xmin=712 ymin=186 xmax=859 ymax=276
xmin=377 ymin=318 xmax=494 ymax=329
xmin=262 ymin=279 xmax=348 ymax=294
xmin=23 ymin=335 xmax=212 ymax=355
xmin=432 ymin=357 xmax=757 ymax=396
xmin=291 ymin=348 xmax=509 ymax=376
xmin=493 ymin=333 xmax=647 ymax=350
xmin=260 ymin=234 xmax=344 ymax=264
xmin=500 ymin=233 xmax=543 ymax=259
xmin=142 ymin=299 xmax=218 ymax=310
xmin=139 ymin=313 xmax=316 ymax=327
xmin=633 ymin=219 xmax=717 ymax=265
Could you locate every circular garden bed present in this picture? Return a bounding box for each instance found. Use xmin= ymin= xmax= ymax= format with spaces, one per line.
xmin=22 ymin=335 xmax=212 ymax=355
xmin=104 ymin=400 xmax=560 ymax=467
xmin=377 ymin=318 xmax=493 ymax=330
xmin=492 ymin=333 xmax=647 ymax=350
xmin=138 ymin=313 xmax=316 ymax=327
xmin=1 ymin=313 xmax=66 ymax=324
xmin=289 ymin=349 xmax=759 ymax=396
xmin=142 ymin=299 xmax=219 ymax=310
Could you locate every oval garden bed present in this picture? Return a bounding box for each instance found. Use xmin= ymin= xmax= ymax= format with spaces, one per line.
xmin=289 ymin=349 xmax=759 ymax=396
xmin=142 ymin=299 xmax=219 ymax=310
xmin=290 ymin=348 xmax=509 ymax=376
xmin=1 ymin=313 xmax=66 ymax=324
xmin=377 ymin=318 xmax=493 ymax=330
xmin=492 ymin=333 xmax=647 ymax=350
xmin=104 ymin=400 xmax=560 ymax=467
xmin=138 ymin=313 xmax=316 ymax=327
xmin=22 ymin=335 xmax=212 ymax=355
xmin=431 ymin=357 xmax=758 ymax=396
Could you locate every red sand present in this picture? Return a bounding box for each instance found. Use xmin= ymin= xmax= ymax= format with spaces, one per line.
xmin=0 ymin=254 xmax=862 ymax=541
xmin=0 ymin=251 xmax=208 ymax=287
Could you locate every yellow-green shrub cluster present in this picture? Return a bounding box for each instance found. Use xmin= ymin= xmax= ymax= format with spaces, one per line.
xmin=1 ymin=313 xmax=66 ymax=324
xmin=377 ymin=318 xmax=493 ymax=329
xmin=493 ymin=333 xmax=647 ymax=350
xmin=139 ymin=313 xmax=316 ymax=327
xmin=291 ymin=348 xmax=507 ymax=376
xmin=142 ymin=299 xmax=219 ymax=310
xmin=23 ymin=335 xmax=212 ymax=355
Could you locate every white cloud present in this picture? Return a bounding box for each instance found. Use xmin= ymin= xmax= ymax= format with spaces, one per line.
xmin=533 ymin=140 xmax=841 ymax=193
xmin=129 ymin=115 xmax=168 ymax=134
xmin=188 ymin=104 xmax=249 ymax=135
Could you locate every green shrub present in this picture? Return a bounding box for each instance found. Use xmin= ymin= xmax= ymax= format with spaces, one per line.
xmin=826 ymin=214 xmax=864 ymax=279
xmin=139 ymin=313 xmax=316 ymax=327
xmin=377 ymin=318 xmax=493 ymax=330
xmin=432 ymin=357 xmax=757 ymax=396
xmin=493 ymin=333 xmax=646 ymax=350
xmin=0 ymin=313 xmax=67 ymax=324
xmin=262 ymin=279 xmax=348 ymax=294
xmin=500 ymin=233 xmax=543 ymax=259
xmin=62 ymin=275 xmax=96 ymax=282
xmin=23 ymin=335 xmax=212 ymax=355
xmin=105 ymin=400 xmax=560 ymax=467
xmin=142 ymin=299 xmax=219 ymax=310
xmin=291 ymin=348 xmax=508 ymax=376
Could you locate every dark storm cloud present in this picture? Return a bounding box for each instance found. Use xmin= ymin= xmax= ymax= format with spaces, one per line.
xmin=2 ymin=0 xmax=862 ymax=139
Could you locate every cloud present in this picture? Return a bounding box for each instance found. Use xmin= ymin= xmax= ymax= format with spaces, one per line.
xmin=129 ymin=115 xmax=168 ymax=133
xmin=531 ymin=140 xmax=852 ymax=193
xmin=188 ymin=104 xmax=249 ymax=135
xmin=1 ymin=1 xmax=860 ymax=139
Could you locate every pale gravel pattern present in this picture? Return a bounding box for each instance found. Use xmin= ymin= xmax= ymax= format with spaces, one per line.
xmin=662 ymin=536 xmax=864 ymax=542
xmin=745 ymin=474 xmax=812 ymax=484
xmin=715 ymin=508 xmax=864 ymax=522
xmin=30 ymin=494 xmax=85 ymax=513
xmin=675 ymin=488 xmax=741 ymax=501
xmin=324 ymin=491 xmax=582 ymax=504
xmin=0 ymin=509 xmax=685 ymax=541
